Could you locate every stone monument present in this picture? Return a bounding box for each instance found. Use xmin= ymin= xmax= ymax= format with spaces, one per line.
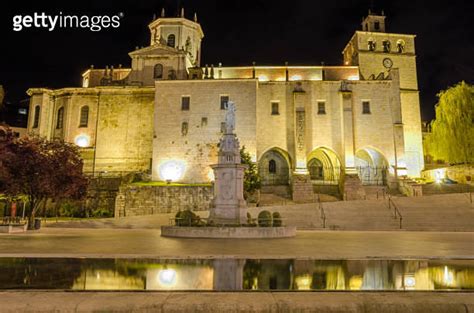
xmin=209 ymin=101 xmax=248 ymax=224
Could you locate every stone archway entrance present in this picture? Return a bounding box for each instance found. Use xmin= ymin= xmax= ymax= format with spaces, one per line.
xmin=355 ymin=148 xmax=389 ymax=185
xmin=307 ymin=147 xmax=342 ymax=184
xmin=258 ymin=149 xmax=291 ymax=186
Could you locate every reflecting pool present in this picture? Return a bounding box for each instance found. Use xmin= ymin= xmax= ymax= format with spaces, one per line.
xmin=0 ymin=258 xmax=473 ymax=291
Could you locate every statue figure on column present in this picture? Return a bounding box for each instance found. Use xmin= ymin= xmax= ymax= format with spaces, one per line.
xmin=225 ymin=101 xmax=236 ymax=134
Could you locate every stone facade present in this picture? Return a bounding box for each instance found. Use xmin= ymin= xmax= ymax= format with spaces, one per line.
xmin=114 ymin=185 xmax=212 ymax=217
xmin=25 ymin=11 xmax=424 ymax=202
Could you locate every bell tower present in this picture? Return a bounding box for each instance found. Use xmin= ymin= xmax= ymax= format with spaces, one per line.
xmin=342 ymin=11 xmax=424 ymax=177
xmin=148 ymin=8 xmax=204 ymax=67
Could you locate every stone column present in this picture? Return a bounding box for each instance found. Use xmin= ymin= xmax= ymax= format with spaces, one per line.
xmin=291 ymin=91 xmax=314 ymax=203
xmin=340 ymin=82 xmax=365 ymax=200
xmin=340 ymin=89 xmax=357 ymax=174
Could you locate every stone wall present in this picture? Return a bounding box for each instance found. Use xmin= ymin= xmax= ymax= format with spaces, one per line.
xmin=115 ymin=185 xmax=213 ymax=217
xmin=422 ymin=165 xmax=474 ymax=184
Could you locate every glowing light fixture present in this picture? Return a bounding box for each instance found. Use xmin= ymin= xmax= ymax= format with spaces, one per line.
xmin=158 ymin=269 xmax=177 ymax=286
xmin=347 ymin=75 xmax=359 ymax=81
xmin=75 ymin=134 xmax=90 ymax=147
xmin=435 ymin=169 xmax=445 ymax=184
xmin=404 ymin=275 xmax=415 ymax=289
xmin=257 ymin=75 xmax=269 ymax=82
xmin=159 ymin=160 xmax=186 ymax=182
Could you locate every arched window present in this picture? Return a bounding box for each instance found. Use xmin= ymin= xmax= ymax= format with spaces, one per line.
xmin=383 ymin=40 xmax=391 ymax=52
xmin=396 ymin=39 xmax=405 ymax=53
xmin=269 ymin=159 xmax=277 ymax=173
xmin=167 ymin=34 xmax=175 ymax=47
xmin=32 ymin=105 xmax=40 ymax=128
xmin=79 ymin=106 xmax=89 ymax=128
xmin=154 ymin=64 xmax=163 ymax=79
xmin=56 ymin=107 xmax=64 ymax=129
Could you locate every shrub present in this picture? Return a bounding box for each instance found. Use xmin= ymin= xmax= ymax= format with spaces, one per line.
xmin=60 ymin=202 xmax=85 ymax=218
xmin=272 ymin=212 xmax=282 ymax=227
xmin=247 ymin=212 xmax=256 ymax=226
xmin=90 ymin=207 xmax=113 ymax=218
xmin=257 ymin=210 xmax=272 ymax=227
xmin=175 ymin=209 xmax=200 ymax=226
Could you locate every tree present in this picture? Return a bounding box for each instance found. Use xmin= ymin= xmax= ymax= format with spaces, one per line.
xmin=0 ymin=128 xmax=88 ymax=228
xmin=425 ymin=81 xmax=474 ymax=164
xmin=240 ymin=146 xmax=261 ymax=199
xmin=0 ymin=85 xmax=4 ymax=112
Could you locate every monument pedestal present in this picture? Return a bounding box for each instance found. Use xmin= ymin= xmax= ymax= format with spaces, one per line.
xmin=210 ymin=163 xmax=248 ymax=224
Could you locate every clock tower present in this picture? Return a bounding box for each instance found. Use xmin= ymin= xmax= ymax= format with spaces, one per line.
xmin=342 ymin=11 xmax=424 ymax=177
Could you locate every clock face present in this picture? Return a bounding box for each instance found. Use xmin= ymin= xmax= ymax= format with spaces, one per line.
xmin=383 ymin=58 xmax=393 ymax=69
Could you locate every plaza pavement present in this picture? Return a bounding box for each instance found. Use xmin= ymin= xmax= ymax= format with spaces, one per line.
xmin=0 ymin=227 xmax=472 ymax=259
xmin=1 ymin=291 xmax=473 ymax=313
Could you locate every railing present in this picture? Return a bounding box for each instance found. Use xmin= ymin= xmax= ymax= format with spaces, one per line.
xmin=1 ymin=217 xmax=28 ymax=225
xmin=376 ymin=188 xmax=387 ymax=200
xmin=387 ymin=196 xmax=403 ymax=229
xmin=317 ymin=194 xmax=326 ymax=228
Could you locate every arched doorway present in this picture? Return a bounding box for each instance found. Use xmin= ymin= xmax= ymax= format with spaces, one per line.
xmin=355 ymin=147 xmax=389 ymax=185
xmin=307 ymin=147 xmax=342 ymax=184
xmin=258 ymin=149 xmax=291 ymax=186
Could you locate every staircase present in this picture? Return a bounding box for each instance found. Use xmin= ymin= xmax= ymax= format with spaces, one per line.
xmin=322 ymin=199 xmax=400 ymax=230
xmin=394 ymin=193 xmax=474 ymax=231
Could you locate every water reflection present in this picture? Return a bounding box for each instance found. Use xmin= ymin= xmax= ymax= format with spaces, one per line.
xmin=0 ymin=258 xmax=473 ymax=291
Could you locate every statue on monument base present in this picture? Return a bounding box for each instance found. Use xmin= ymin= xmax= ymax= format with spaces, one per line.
xmin=209 ymin=101 xmax=248 ymax=225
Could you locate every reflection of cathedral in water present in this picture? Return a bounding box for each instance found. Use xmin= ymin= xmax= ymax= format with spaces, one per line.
xmin=0 ymin=258 xmax=473 ymax=291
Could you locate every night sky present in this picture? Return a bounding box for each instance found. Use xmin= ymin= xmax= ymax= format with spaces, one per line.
xmin=1 ymin=0 xmax=472 ymax=121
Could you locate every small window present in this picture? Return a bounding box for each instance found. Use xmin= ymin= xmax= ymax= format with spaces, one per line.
xmin=269 ymin=160 xmax=277 ymax=173
xmin=33 ymin=105 xmax=40 ymax=128
xmin=271 ymin=102 xmax=279 ymax=115
xmin=368 ymin=39 xmax=376 ymax=51
xmin=154 ymin=64 xmax=163 ymax=79
xmin=374 ymin=21 xmax=380 ymax=30
xmin=181 ymin=122 xmax=188 ymax=136
xmin=181 ymin=96 xmax=190 ymax=111
xmin=362 ymin=101 xmax=371 ymax=114
xmin=201 ymin=117 xmax=208 ymax=127
xmin=383 ymin=40 xmax=391 ymax=52
xmin=396 ymin=39 xmax=405 ymax=53
xmin=56 ymin=107 xmax=64 ymax=129
xmin=167 ymin=34 xmax=175 ymax=47
xmin=220 ymin=96 xmax=229 ymax=110
xmin=79 ymin=106 xmax=89 ymax=128
xmin=220 ymin=122 xmax=226 ymax=133
xmin=317 ymin=101 xmax=326 ymax=115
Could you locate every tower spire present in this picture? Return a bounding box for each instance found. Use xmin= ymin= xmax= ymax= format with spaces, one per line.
xmin=181 ymin=7 xmax=184 ymax=18
xmin=161 ymin=8 xmax=165 ymax=17
xmin=194 ymin=12 xmax=197 ymax=22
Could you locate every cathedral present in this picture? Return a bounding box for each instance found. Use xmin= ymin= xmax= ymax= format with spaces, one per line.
xmin=26 ymin=10 xmax=424 ymax=200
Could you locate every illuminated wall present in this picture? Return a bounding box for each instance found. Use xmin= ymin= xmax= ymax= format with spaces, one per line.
xmin=27 ymin=87 xmax=155 ymax=174
xmin=152 ymin=79 xmax=258 ymax=183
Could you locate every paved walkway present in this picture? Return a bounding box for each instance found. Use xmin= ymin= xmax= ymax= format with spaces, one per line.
xmin=0 ymin=228 xmax=472 ymax=259
xmin=1 ymin=291 xmax=473 ymax=313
